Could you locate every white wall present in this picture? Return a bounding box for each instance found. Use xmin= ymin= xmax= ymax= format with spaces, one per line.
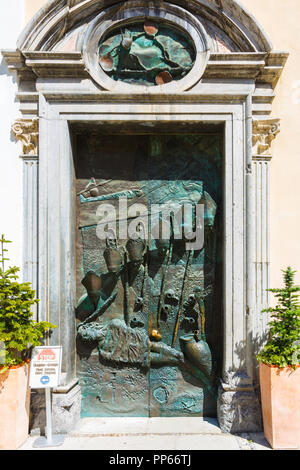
xmin=241 ymin=0 xmax=300 ymax=289
xmin=0 ymin=2 xmax=25 ymax=273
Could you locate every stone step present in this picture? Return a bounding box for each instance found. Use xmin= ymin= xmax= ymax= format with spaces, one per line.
xmin=70 ymin=417 xmax=222 ymax=437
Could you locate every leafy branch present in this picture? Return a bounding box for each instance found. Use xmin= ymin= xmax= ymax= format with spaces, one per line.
xmin=257 ymin=267 xmax=300 ymax=368
xmin=0 ymin=236 xmax=56 ymax=372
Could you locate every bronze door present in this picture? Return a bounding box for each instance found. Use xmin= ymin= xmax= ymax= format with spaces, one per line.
xmin=74 ymin=133 xmax=222 ymax=417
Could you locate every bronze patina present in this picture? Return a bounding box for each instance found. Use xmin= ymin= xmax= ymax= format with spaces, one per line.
xmin=98 ymin=21 xmax=196 ymax=86
xmin=75 ymin=134 xmax=222 ymax=417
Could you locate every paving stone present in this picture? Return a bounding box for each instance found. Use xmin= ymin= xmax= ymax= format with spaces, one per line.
xmin=19 ymin=417 xmax=274 ymax=451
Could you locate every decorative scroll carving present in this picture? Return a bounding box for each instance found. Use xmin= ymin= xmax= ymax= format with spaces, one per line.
xmin=12 ymin=118 xmax=39 ymax=155
xmin=252 ymin=119 xmax=280 ymax=156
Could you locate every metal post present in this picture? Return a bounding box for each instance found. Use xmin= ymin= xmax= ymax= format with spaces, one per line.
xmin=45 ymin=388 xmax=53 ymax=443
xmin=33 ymin=388 xmax=65 ymax=448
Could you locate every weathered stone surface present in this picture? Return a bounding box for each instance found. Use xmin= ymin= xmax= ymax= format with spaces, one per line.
xmin=217 ymin=385 xmax=262 ymax=433
xmin=11 ymin=118 xmax=38 ymax=155
xmin=29 ymin=385 xmax=81 ymax=435
xmin=52 ymin=385 xmax=81 ymax=434
xmin=16 ymin=0 xmax=273 ymax=53
xmin=252 ymin=119 xmax=280 ymax=156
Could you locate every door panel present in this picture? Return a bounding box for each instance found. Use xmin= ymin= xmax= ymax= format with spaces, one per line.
xmin=74 ymin=133 xmax=222 ymax=417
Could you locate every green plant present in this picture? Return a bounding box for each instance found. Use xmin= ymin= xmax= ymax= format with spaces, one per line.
xmin=257 ymin=266 xmax=300 ymax=368
xmin=0 ymin=235 xmax=56 ymax=373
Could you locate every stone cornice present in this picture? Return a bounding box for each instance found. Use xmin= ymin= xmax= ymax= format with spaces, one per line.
xmin=252 ymin=155 xmax=272 ymax=162
xmin=1 ymin=50 xmax=288 ymax=89
xmin=12 ymin=118 xmax=39 ymax=156
xmin=37 ymin=91 xmax=252 ymax=103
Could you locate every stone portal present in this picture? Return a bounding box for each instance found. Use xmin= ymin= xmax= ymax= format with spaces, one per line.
xmin=3 ymin=0 xmax=287 ymax=433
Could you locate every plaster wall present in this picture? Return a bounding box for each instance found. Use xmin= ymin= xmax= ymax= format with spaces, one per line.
xmin=0 ymin=1 xmax=24 ymax=271
xmin=241 ymin=0 xmax=300 ymax=288
xmin=25 ymin=0 xmax=44 ymax=23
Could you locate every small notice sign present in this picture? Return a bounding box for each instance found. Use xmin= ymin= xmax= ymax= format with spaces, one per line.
xmin=29 ymin=346 xmax=62 ymax=389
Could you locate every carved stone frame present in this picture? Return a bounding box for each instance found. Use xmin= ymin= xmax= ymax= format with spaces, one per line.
xmin=34 ymin=81 xmax=260 ymax=431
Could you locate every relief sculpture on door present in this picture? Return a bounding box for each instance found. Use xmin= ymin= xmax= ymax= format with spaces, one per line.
xmin=75 ymin=134 xmax=222 ymax=417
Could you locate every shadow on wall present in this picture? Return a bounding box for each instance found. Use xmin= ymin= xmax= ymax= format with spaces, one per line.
xmin=233 ymin=331 xmax=269 ymax=380
xmin=217 ymin=332 xmax=268 ymax=434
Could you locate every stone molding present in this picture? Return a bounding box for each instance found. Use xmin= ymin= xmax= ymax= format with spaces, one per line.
xmin=2 ymin=50 xmax=288 ymax=91
xmin=1 ymin=0 xmax=288 ymax=98
xmin=17 ymin=0 xmax=273 ymax=53
xmin=252 ymin=118 xmax=280 ymax=156
xmin=12 ymin=118 xmax=39 ymax=156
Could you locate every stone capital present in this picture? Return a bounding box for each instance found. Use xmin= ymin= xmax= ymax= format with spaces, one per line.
xmin=252 ymin=118 xmax=280 ymax=156
xmin=12 ymin=118 xmax=39 ymax=156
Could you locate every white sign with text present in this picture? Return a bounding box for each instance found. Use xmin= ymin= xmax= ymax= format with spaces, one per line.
xmin=29 ymin=346 xmax=62 ymax=389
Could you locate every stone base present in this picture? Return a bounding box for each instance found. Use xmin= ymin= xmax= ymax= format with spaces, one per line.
xmin=30 ymin=380 xmax=81 ymax=435
xmin=52 ymin=384 xmax=81 ymax=434
xmin=217 ymin=382 xmax=262 ymax=433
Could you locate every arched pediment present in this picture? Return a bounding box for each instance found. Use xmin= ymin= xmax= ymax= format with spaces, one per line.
xmin=17 ymin=0 xmax=272 ymax=53
xmin=2 ymin=0 xmax=287 ymax=96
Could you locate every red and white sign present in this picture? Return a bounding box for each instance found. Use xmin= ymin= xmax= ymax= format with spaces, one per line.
xmin=37 ymin=349 xmax=57 ymax=361
xmin=29 ymin=346 xmax=62 ymax=389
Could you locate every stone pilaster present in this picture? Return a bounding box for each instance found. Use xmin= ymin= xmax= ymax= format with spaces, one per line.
xmin=253 ymin=156 xmax=271 ymax=353
xmin=218 ymin=118 xmax=280 ymax=433
xmin=252 ymin=118 xmax=280 ymax=378
xmin=12 ymin=118 xmax=81 ymax=434
xmin=12 ymin=119 xmax=39 ymax=319
xmin=217 ymin=374 xmax=262 ymax=433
